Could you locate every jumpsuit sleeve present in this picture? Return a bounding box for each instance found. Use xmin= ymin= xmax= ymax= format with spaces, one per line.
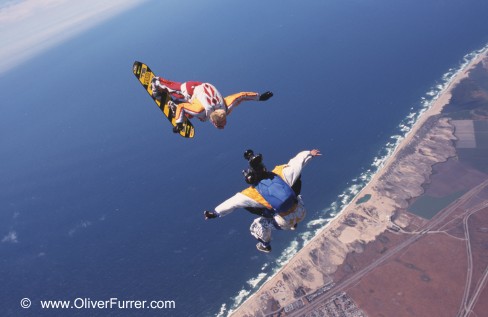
xmin=214 ymin=192 xmax=266 ymax=217
xmin=224 ymin=92 xmax=260 ymax=115
xmin=174 ymin=102 xmax=190 ymax=124
xmin=280 ymin=151 xmax=315 ymax=187
xmin=174 ymin=100 xmax=206 ymax=124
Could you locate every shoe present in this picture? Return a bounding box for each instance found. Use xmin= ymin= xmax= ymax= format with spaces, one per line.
xmin=172 ymin=123 xmax=183 ymax=133
xmin=150 ymin=77 xmax=158 ymax=90
xmin=151 ymin=78 xmax=161 ymax=100
xmin=167 ymin=101 xmax=177 ymax=116
xmin=256 ymin=242 xmax=271 ymax=253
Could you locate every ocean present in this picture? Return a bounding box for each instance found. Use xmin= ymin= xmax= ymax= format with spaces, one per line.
xmin=1 ymin=1 xmax=488 ymax=316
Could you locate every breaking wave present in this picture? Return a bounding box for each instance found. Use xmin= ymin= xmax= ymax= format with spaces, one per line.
xmin=216 ymin=44 xmax=488 ymax=317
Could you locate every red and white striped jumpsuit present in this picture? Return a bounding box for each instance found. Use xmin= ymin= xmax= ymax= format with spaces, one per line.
xmin=152 ymin=77 xmax=264 ymax=128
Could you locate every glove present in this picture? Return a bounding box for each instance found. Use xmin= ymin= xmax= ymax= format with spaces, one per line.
xmin=259 ymin=91 xmax=273 ymax=101
xmin=204 ymin=210 xmax=218 ymax=220
xmin=172 ymin=123 xmax=183 ymax=133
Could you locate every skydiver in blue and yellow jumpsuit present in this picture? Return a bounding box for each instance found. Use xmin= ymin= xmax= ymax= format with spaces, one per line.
xmin=204 ymin=149 xmax=322 ymax=253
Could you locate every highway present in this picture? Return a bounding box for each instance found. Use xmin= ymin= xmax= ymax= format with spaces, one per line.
xmin=458 ymin=200 xmax=488 ymax=317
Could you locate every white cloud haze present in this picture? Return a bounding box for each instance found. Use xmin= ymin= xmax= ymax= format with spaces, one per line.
xmin=0 ymin=0 xmax=147 ymax=75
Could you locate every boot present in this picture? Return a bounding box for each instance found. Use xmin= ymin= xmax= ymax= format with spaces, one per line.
xmin=256 ymin=242 xmax=272 ymax=253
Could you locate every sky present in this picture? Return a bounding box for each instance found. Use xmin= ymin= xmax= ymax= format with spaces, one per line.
xmin=0 ymin=0 xmax=148 ymax=75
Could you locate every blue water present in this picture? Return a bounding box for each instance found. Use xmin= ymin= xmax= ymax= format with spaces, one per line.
xmin=2 ymin=0 xmax=488 ymax=316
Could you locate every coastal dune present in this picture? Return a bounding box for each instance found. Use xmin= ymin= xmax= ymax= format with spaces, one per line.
xmin=231 ymin=48 xmax=488 ymax=317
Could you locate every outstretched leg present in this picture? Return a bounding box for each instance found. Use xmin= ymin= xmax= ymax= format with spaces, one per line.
xmin=151 ymin=77 xmax=186 ymax=101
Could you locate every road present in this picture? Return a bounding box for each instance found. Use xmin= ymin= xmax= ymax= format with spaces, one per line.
xmin=458 ymin=200 xmax=488 ymax=317
xmin=283 ymin=179 xmax=488 ymax=317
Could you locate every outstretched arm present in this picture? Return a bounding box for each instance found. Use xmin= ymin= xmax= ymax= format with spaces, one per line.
xmin=224 ymin=91 xmax=273 ymax=115
xmin=281 ymin=149 xmax=322 ymax=187
xmin=204 ymin=193 xmax=265 ymax=219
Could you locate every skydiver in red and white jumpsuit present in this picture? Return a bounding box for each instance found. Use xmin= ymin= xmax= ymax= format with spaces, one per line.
xmin=151 ymin=77 xmax=273 ymax=132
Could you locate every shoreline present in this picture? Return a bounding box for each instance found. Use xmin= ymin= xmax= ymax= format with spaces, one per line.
xmin=230 ymin=46 xmax=488 ymax=316
xmin=366 ymin=47 xmax=487 ymax=187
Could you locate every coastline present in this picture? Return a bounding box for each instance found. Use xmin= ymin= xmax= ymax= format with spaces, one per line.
xmin=230 ymin=46 xmax=488 ymax=317
xmin=368 ymin=47 xmax=487 ymax=187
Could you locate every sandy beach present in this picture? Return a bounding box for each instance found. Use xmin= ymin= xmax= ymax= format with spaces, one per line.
xmin=231 ymin=47 xmax=488 ymax=317
xmin=369 ymin=48 xmax=488 ymax=186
